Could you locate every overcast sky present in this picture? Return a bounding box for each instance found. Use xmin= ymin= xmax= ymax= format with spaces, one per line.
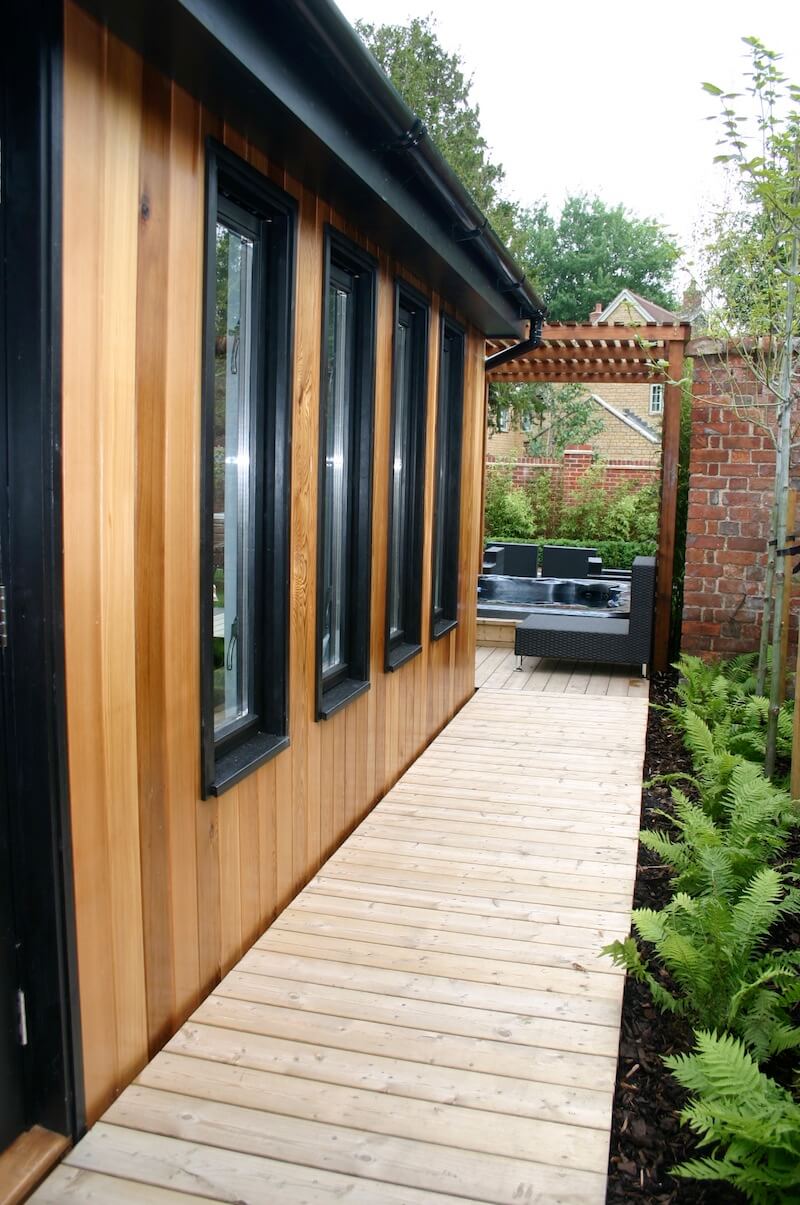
xmin=339 ymin=0 xmax=799 ymax=265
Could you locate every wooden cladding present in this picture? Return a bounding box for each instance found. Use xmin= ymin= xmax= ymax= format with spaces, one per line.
xmin=62 ymin=1 xmax=484 ymax=1122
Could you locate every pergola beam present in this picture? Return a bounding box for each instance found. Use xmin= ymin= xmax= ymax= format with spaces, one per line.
xmin=489 ymin=372 xmax=659 ymax=384
xmin=493 ymin=348 xmax=664 ymax=365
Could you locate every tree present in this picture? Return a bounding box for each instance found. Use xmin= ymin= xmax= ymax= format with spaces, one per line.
xmin=518 ymin=194 xmax=681 ymax=321
xmin=700 ymin=38 xmax=800 ymax=774
xmin=357 ymin=18 xmax=680 ymax=320
xmin=488 ymin=381 xmax=604 ymax=456
xmin=356 ymin=16 xmax=514 ymax=236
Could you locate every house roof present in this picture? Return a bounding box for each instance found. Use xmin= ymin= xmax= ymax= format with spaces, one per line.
xmin=76 ymin=0 xmax=543 ymax=337
xmin=590 ymin=289 xmax=680 ymax=326
xmin=588 ymin=393 xmax=660 ymax=444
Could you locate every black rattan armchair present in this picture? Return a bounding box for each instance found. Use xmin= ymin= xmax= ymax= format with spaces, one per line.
xmin=514 ymin=556 xmax=656 ymax=676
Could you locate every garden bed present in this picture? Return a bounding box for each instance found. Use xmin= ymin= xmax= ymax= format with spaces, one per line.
xmin=606 ymin=671 xmax=745 ymax=1204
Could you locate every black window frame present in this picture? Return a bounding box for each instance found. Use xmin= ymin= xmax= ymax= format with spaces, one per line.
xmin=315 ymin=228 xmax=377 ymax=720
xmin=200 ymin=140 xmax=296 ymax=797
xmin=385 ymin=281 xmax=429 ymax=672
xmin=431 ymin=316 xmax=465 ymax=639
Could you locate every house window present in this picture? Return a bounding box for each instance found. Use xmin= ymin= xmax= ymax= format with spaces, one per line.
xmin=316 ymin=231 xmax=377 ymax=718
xmin=497 ymin=406 xmax=510 ymax=432
xmin=431 ymin=318 xmax=465 ymax=638
xmin=200 ymin=142 xmax=295 ymax=796
xmin=385 ymin=283 xmax=429 ymax=670
xmin=649 ymin=383 xmax=664 ymax=415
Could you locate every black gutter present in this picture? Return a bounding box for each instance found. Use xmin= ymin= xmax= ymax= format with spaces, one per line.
xmin=75 ymin=0 xmax=542 ymax=334
xmin=485 ymin=314 xmax=546 ymax=370
xmin=293 ymin=0 xmax=546 ymax=325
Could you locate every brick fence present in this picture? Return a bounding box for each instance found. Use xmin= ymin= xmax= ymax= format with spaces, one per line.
xmin=486 ymin=446 xmax=659 ymax=505
xmin=681 ymin=347 xmax=798 ymax=657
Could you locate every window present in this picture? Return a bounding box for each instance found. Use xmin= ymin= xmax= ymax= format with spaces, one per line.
xmin=431 ymin=318 xmax=465 ymax=638
xmin=200 ymin=142 xmax=295 ymax=796
xmin=649 ymin=383 xmax=664 ymax=415
xmin=316 ymin=230 xmax=377 ymax=718
xmin=385 ymin=283 xmax=429 ymax=670
xmin=497 ymin=406 xmax=510 ymax=432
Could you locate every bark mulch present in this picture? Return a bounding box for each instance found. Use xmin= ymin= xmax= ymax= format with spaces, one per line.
xmin=605 ymin=670 xmax=746 ymax=1205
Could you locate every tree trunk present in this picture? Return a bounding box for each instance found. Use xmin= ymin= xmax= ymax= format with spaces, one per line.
xmin=765 ymin=228 xmax=798 ymax=777
xmin=757 ymin=518 xmax=777 ymax=696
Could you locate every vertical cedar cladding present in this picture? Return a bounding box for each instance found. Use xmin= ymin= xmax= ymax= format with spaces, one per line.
xmin=61 ymin=0 xmax=483 ymax=1122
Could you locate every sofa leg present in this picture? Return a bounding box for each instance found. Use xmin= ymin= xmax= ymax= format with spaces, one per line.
xmin=516 ymin=655 xmax=523 ymax=671
xmin=642 ymin=662 xmax=648 ymax=679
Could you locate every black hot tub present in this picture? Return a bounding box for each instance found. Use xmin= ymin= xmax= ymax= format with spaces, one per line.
xmin=477 ymin=574 xmax=630 ymax=621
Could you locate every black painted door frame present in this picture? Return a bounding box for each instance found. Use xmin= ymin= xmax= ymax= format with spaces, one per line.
xmin=0 ymin=0 xmax=83 ymax=1150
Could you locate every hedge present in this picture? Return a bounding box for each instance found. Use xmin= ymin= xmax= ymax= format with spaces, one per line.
xmin=484 ymin=535 xmax=656 ymax=571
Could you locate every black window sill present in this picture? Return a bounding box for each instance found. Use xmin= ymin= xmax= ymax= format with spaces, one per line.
xmin=318 ymin=676 xmax=370 ymax=720
xmin=385 ymin=640 xmax=422 ymax=672
xmin=207 ymin=730 xmax=290 ymax=797
xmin=432 ymin=617 xmax=458 ymax=641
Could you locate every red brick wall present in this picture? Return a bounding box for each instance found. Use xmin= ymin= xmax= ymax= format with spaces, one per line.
xmin=681 ymin=350 xmax=796 ymax=657
xmin=486 ymin=446 xmax=659 ymax=504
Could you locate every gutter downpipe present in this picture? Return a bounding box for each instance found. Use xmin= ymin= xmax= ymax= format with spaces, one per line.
xmin=292 ymin=0 xmax=546 ymax=329
xmin=484 ymin=315 xmax=546 ymax=372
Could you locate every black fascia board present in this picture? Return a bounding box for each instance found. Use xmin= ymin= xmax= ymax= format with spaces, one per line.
xmin=74 ymin=0 xmax=531 ymax=337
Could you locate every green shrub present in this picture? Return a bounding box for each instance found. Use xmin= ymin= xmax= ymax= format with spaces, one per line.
xmin=554 ymin=472 xmax=660 ymax=544
xmin=604 ymin=868 xmax=800 ymax=1062
xmin=526 ymin=471 xmax=563 ymax=536
xmin=485 ymin=460 xmax=659 ymax=561
xmin=484 ymin=463 xmax=535 ymax=540
xmin=630 ymin=482 xmax=661 ymax=542
xmin=603 ymin=491 xmax=638 ymax=540
xmin=555 ymin=464 xmax=608 ymax=540
xmin=665 ymin=1031 xmax=800 ymax=1204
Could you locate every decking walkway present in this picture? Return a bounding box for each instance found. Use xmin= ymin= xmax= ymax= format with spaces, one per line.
xmin=34 ymin=683 xmax=648 ymax=1205
xmin=476 ymin=645 xmax=649 ymax=698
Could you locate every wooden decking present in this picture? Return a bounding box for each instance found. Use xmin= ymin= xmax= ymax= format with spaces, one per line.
xmin=33 ymin=683 xmax=648 ymax=1204
xmin=477 ymin=645 xmax=650 ymax=698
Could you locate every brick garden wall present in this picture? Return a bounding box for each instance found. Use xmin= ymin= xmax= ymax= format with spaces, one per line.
xmin=486 ymin=445 xmax=659 ymax=505
xmin=681 ymin=348 xmax=797 ymax=657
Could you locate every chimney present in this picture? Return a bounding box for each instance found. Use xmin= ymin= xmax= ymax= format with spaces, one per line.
xmin=591 ymin=301 xmax=603 ymax=324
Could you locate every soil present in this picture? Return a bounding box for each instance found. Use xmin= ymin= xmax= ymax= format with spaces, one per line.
xmin=605 ymin=671 xmax=746 ymax=1204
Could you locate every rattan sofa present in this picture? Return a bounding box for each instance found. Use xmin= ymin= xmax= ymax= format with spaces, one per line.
xmin=514 ymin=555 xmax=656 ymax=675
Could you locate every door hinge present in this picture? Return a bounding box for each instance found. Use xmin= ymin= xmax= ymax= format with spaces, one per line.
xmin=16 ymin=989 xmax=28 ymax=1047
xmin=0 ymin=585 xmax=8 ymax=649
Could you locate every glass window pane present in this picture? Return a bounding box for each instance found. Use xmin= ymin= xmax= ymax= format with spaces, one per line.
xmin=321 ymin=280 xmax=353 ymax=676
xmin=433 ymin=338 xmax=451 ymax=616
xmin=389 ymin=316 xmax=410 ymax=638
xmin=212 ymin=221 xmax=256 ymax=737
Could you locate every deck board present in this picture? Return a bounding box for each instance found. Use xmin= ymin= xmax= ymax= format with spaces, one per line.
xmin=482 ymin=646 xmax=649 ymax=700
xmin=33 ymin=680 xmax=647 ymax=1204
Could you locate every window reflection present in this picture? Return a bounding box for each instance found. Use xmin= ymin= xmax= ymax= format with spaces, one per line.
xmin=433 ymin=336 xmax=451 ymax=617
xmin=321 ymin=279 xmax=353 ymax=676
xmin=213 ymin=221 xmax=255 ymax=736
xmin=389 ymin=314 xmax=410 ymax=638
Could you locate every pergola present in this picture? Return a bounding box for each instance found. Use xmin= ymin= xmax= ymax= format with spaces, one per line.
xmin=485 ymin=321 xmax=692 ymax=672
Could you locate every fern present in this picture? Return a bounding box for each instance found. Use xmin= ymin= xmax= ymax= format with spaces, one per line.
xmin=603 ymin=869 xmax=800 ymax=1061
xmin=665 ymin=1031 xmax=800 ymax=1203
xmin=668 ymin=652 xmax=794 ymax=779
xmin=641 ymin=764 xmax=799 ymax=896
